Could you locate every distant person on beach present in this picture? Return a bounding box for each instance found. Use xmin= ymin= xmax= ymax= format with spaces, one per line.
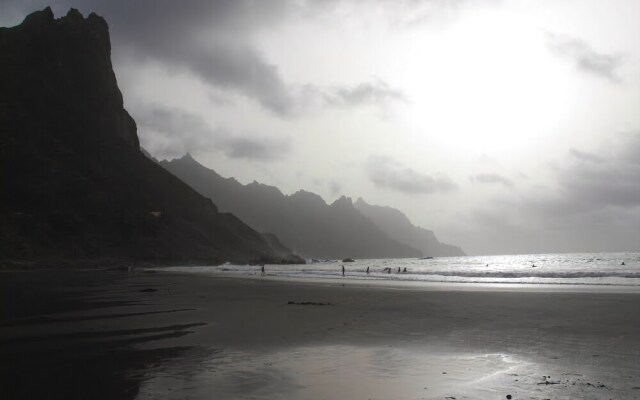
xmin=366 ymin=266 xmax=370 ymax=275
xmin=532 ymin=264 xmax=537 ymax=268
xmin=342 ymin=265 xmax=345 ymax=277
xmin=621 ymin=262 xmax=625 ymax=266
xmin=261 ymin=265 xmax=265 ymax=277
xmin=403 ymin=267 xmax=407 ymax=273
xmin=397 ymin=267 xmax=401 ymax=273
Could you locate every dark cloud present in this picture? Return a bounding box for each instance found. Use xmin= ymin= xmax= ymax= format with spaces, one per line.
xmin=469 ymin=173 xmax=514 ymax=188
xmin=64 ymin=0 xmax=296 ymax=115
xmin=0 ymin=1 xmax=293 ymax=110
xmin=532 ymin=133 xmax=640 ymax=212
xmin=558 ymin=159 xmax=640 ymax=209
xmin=135 ymin=105 xmax=289 ymax=161
xmin=569 ymin=148 xmax=604 ymax=163
xmin=545 ymin=32 xmax=622 ymax=82
xmin=367 ymin=156 xmax=457 ymax=194
xmin=216 ymin=136 xmax=290 ymax=162
xmin=163 ymin=42 xmax=294 ymax=116
xmin=1 ymin=1 xmax=409 ymax=116
xmin=464 ymin=133 xmax=640 ymax=254
xmin=136 ymin=106 xmax=217 ymax=159
xmin=324 ymin=80 xmax=408 ymax=107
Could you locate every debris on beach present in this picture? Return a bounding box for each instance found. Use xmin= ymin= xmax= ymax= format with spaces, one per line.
xmin=287 ymin=301 xmax=332 ymax=306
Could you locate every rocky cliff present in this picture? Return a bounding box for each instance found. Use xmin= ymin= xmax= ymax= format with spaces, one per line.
xmin=354 ymin=198 xmax=466 ymax=257
xmin=160 ymin=154 xmax=426 ymax=259
xmin=0 ymin=8 xmax=301 ymax=267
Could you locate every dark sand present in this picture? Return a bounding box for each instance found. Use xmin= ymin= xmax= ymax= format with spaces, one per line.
xmin=2 ymin=270 xmax=639 ymax=399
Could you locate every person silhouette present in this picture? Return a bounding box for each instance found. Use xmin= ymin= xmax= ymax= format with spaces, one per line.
xmin=261 ymin=265 xmax=265 ymax=277
xmin=342 ymin=265 xmax=345 ymax=277
xmin=366 ymin=266 xmax=370 ymax=275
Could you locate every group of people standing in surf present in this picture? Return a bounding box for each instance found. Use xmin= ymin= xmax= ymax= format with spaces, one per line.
xmin=259 ymin=264 xmax=408 ymax=278
xmin=343 ymin=265 xmax=407 ymax=276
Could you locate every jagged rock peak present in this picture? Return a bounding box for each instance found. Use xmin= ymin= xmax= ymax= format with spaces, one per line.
xmin=290 ymin=190 xmax=327 ymax=205
xmin=354 ymin=197 xmax=367 ymax=206
xmin=176 ymin=153 xmax=198 ymax=163
xmin=21 ymin=7 xmax=107 ymax=31
xmin=21 ymin=6 xmax=54 ymax=26
xmin=4 ymin=7 xmax=139 ymax=149
xmin=65 ymin=8 xmax=84 ymax=21
xmin=332 ymin=195 xmax=353 ymax=206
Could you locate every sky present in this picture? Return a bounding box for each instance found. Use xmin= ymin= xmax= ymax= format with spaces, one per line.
xmin=2 ymin=0 xmax=639 ymax=255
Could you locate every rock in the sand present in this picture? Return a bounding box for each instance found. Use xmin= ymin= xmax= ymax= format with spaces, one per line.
xmin=287 ymin=301 xmax=331 ymax=306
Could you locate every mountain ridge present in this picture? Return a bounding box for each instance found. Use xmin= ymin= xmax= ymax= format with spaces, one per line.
xmin=354 ymin=198 xmax=465 ymax=257
xmin=0 ymin=8 xmax=302 ymax=267
xmin=160 ymin=154 xmax=465 ymax=259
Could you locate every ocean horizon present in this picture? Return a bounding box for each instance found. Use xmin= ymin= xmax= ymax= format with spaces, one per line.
xmin=161 ymin=251 xmax=640 ymax=287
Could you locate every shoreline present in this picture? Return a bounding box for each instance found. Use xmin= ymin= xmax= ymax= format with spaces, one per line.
xmin=151 ymin=267 xmax=640 ymax=293
xmin=2 ymin=269 xmax=639 ymax=399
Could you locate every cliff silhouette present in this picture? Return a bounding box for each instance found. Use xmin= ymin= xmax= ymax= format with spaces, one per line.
xmin=0 ymin=8 xmax=302 ymax=267
xmin=161 ymin=154 xmax=465 ymax=259
xmin=354 ymin=198 xmax=465 ymax=257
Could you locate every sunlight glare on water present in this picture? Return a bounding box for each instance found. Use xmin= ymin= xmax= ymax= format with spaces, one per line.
xmin=163 ymin=252 xmax=640 ymax=287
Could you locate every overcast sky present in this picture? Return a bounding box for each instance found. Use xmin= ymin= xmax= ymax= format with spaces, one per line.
xmin=3 ymin=0 xmax=639 ymax=255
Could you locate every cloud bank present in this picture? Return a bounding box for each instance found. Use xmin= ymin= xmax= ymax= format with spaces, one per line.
xmin=2 ymin=1 xmax=408 ymax=116
xmin=463 ymin=133 xmax=640 ymax=254
xmin=136 ymin=105 xmax=290 ymax=161
xmin=469 ymin=173 xmax=514 ymax=188
xmin=545 ymin=32 xmax=622 ymax=82
xmin=367 ymin=156 xmax=457 ymax=194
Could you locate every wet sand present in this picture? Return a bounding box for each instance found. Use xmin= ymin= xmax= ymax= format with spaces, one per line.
xmin=1 ymin=269 xmax=639 ymax=399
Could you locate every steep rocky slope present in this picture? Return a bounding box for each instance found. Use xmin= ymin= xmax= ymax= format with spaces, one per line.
xmin=354 ymin=198 xmax=465 ymax=257
xmin=0 ymin=8 xmax=301 ymax=267
xmin=161 ymin=154 xmax=436 ymax=259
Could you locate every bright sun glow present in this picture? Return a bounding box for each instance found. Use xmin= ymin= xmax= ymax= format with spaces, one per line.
xmin=398 ymin=10 xmax=570 ymax=156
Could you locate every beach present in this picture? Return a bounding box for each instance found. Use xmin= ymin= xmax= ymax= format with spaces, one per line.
xmin=2 ymin=269 xmax=639 ymax=400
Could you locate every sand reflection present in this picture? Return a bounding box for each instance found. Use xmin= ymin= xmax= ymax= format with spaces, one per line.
xmin=135 ymin=345 xmax=521 ymax=399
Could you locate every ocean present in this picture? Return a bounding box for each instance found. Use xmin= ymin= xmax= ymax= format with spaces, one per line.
xmin=162 ymin=252 xmax=640 ymax=287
